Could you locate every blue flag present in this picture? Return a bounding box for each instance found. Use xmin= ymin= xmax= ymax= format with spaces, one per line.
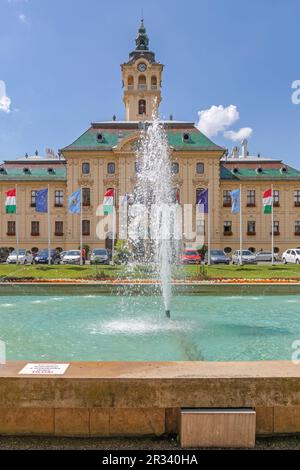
xmin=68 ymin=189 xmax=81 ymax=214
xmin=231 ymin=188 xmax=240 ymax=213
xmin=36 ymin=189 xmax=48 ymax=213
xmin=197 ymin=189 xmax=208 ymax=213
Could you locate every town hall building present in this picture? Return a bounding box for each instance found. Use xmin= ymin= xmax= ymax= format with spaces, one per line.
xmin=1 ymin=20 xmax=300 ymax=255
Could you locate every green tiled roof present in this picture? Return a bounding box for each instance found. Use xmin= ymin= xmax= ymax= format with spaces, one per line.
xmin=221 ymin=164 xmax=300 ymax=180
xmin=168 ymin=131 xmax=221 ymax=150
xmin=63 ymin=130 xmax=131 ymax=151
xmin=0 ymin=167 xmax=67 ymax=181
xmin=63 ymin=127 xmax=222 ymax=152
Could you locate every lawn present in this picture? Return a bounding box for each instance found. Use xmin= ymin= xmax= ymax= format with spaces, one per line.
xmin=0 ymin=263 xmax=300 ymax=280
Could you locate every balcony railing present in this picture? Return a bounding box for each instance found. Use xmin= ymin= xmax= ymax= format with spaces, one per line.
xmin=138 ymin=84 xmax=147 ymax=90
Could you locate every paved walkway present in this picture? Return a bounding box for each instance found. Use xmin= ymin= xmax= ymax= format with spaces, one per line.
xmin=0 ymin=435 xmax=299 ymax=450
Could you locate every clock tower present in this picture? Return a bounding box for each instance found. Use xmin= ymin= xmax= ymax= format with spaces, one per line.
xmin=121 ymin=20 xmax=163 ymax=121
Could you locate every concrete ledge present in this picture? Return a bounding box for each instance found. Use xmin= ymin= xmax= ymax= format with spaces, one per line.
xmin=0 ymin=361 xmax=299 ymax=437
xmin=2 ymin=282 xmax=300 ymax=295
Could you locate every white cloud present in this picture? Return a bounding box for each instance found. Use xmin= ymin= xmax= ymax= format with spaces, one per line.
xmin=196 ymin=105 xmax=239 ymax=138
xmin=196 ymin=104 xmax=253 ymax=141
xmin=0 ymin=81 xmax=11 ymax=113
xmin=18 ymin=13 xmax=27 ymax=23
xmin=224 ymin=127 xmax=253 ymax=141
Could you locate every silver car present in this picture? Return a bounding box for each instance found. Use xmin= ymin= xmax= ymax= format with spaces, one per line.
xmin=7 ymin=249 xmax=33 ymax=265
xmin=90 ymin=248 xmax=110 ymax=265
xmin=62 ymin=250 xmax=81 ymax=265
xmin=232 ymin=250 xmax=257 ymax=265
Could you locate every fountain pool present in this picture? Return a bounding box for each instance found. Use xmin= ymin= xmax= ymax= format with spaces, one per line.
xmin=0 ymin=293 xmax=299 ymax=362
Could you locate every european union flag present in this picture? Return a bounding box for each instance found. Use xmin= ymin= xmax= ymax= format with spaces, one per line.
xmin=231 ymin=189 xmax=240 ymax=213
xmin=68 ymin=189 xmax=81 ymax=214
xmin=197 ymin=188 xmax=208 ymax=213
xmin=36 ymin=189 xmax=48 ymax=213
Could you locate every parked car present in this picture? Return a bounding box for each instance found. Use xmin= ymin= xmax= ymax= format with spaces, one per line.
xmin=282 ymin=249 xmax=300 ymax=264
xmin=255 ymin=251 xmax=279 ymax=262
xmin=34 ymin=249 xmax=61 ymax=265
xmin=232 ymin=250 xmax=257 ymax=265
xmin=62 ymin=250 xmax=81 ymax=265
xmin=90 ymin=248 xmax=110 ymax=265
xmin=59 ymin=251 xmax=67 ymax=262
xmin=204 ymin=250 xmax=230 ymax=265
xmin=0 ymin=247 xmax=10 ymax=263
xmin=181 ymin=250 xmax=202 ymax=265
xmin=6 ymin=249 xmax=33 ymax=264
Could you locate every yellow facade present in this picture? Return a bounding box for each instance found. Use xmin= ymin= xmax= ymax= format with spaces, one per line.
xmin=1 ymin=21 xmax=300 ymax=255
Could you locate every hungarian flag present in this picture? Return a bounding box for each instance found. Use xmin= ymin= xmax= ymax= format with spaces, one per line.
xmin=5 ymin=188 xmax=16 ymax=213
xmin=103 ymin=188 xmax=114 ymax=215
xmin=263 ymin=188 xmax=273 ymax=214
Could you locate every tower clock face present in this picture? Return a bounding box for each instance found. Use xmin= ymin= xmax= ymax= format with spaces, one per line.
xmin=138 ymin=63 xmax=147 ymax=72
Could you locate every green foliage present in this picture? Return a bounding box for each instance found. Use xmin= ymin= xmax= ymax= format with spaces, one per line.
xmin=113 ymin=240 xmax=131 ymax=265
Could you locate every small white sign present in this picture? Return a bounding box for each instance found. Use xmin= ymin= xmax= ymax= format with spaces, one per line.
xmin=19 ymin=363 xmax=70 ymax=375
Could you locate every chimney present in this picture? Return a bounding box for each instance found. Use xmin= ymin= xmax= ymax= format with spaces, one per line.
xmin=231 ymin=146 xmax=239 ymax=158
xmin=241 ymin=139 xmax=248 ymax=158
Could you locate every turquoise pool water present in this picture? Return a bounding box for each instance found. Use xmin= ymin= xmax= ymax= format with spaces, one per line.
xmin=0 ymin=294 xmax=299 ymax=361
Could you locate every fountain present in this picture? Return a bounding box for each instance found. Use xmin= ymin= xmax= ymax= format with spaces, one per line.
xmin=129 ymin=113 xmax=176 ymax=317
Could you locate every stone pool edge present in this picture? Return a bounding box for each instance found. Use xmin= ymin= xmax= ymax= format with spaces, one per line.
xmin=2 ymin=281 xmax=300 ymax=295
xmin=0 ymin=360 xmax=300 ymax=438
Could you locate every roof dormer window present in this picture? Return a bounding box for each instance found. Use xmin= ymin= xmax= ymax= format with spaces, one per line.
xmin=280 ymin=167 xmax=288 ymax=174
xmin=97 ymin=133 xmax=104 ymax=142
xmin=182 ymin=132 xmax=190 ymax=143
xmin=47 ymin=168 xmax=55 ymax=175
xmin=23 ymin=168 xmax=31 ymax=175
xmin=256 ymin=167 xmax=263 ymax=174
xmin=0 ymin=168 xmax=7 ymax=174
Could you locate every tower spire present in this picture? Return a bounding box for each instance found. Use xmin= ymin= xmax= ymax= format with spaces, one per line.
xmin=135 ymin=17 xmax=149 ymax=51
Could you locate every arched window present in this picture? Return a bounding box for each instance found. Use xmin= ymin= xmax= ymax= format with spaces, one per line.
xmin=248 ymin=247 xmax=256 ymax=253
xmin=151 ymin=76 xmax=157 ymax=89
xmin=127 ymin=75 xmax=134 ymax=90
xmin=138 ymin=99 xmax=146 ymax=115
xmin=82 ymin=162 xmax=90 ymax=174
xmin=171 ymin=162 xmax=179 ymax=174
xmin=224 ymin=247 xmax=232 ymax=254
xmin=82 ymin=188 xmax=90 ymax=206
xmin=196 ymin=162 xmax=204 ymax=174
xmin=138 ymin=75 xmax=147 ymax=90
xmin=82 ymin=220 xmax=90 ymax=236
xmin=107 ymin=162 xmax=115 ymax=174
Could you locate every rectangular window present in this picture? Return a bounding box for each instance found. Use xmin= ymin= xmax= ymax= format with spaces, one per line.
xmin=295 ymin=221 xmax=300 ymax=235
xmin=82 ymin=188 xmax=90 ymax=206
xmin=55 ymin=221 xmax=63 ymax=236
xmin=223 ymin=221 xmax=232 ymax=235
xmin=294 ymin=191 xmax=300 ymax=207
xmin=247 ymin=190 xmax=256 ymax=207
xmin=273 ymin=190 xmax=280 ymax=207
xmin=223 ymin=190 xmax=232 ymax=207
xmin=273 ymin=220 xmax=280 ymax=235
xmin=55 ymin=190 xmax=64 ymax=207
xmin=31 ymin=221 xmax=40 ymax=236
xmin=31 ymin=190 xmax=37 ymax=207
xmin=247 ymin=220 xmax=256 ymax=235
xmin=7 ymin=221 xmax=16 ymax=236
xmin=82 ymin=219 xmax=90 ymax=236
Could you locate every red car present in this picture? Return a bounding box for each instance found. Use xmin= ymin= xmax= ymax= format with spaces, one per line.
xmin=181 ymin=250 xmax=202 ymax=265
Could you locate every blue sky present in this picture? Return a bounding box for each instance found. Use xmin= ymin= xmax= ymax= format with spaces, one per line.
xmin=0 ymin=0 xmax=300 ymax=166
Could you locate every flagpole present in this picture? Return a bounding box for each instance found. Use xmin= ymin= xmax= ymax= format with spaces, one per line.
xmin=271 ymin=184 xmax=274 ymax=265
xmin=239 ymin=184 xmax=243 ymax=265
xmin=111 ymin=188 xmax=115 ymax=265
xmin=15 ymin=184 xmax=19 ymax=264
xmin=80 ymin=186 xmax=83 ymax=266
xmin=207 ymin=184 xmax=211 ymax=265
xmin=47 ymin=184 xmax=51 ymax=265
